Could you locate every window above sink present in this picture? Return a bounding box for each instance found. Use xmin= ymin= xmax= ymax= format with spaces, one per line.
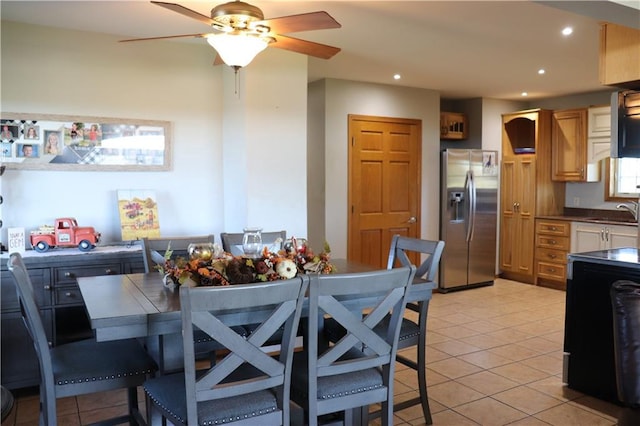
xmin=606 ymin=157 xmax=640 ymax=201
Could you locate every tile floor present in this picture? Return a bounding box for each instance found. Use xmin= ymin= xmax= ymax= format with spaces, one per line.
xmin=1 ymin=278 xmax=626 ymax=425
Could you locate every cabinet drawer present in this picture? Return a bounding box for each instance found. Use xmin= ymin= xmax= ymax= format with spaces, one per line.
xmin=536 ymin=260 xmax=567 ymax=281
xmin=536 ymin=221 xmax=570 ymax=236
xmin=55 ymin=263 xmax=121 ymax=284
xmin=1 ymin=269 xmax=51 ymax=310
xmin=536 ymin=235 xmax=570 ymax=251
xmin=536 ymin=247 xmax=567 ymax=264
xmin=54 ymin=286 xmax=84 ymax=306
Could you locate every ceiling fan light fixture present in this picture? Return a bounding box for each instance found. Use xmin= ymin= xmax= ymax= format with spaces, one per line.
xmin=206 ymin=33 xmax=269 ymax=68
xmin=211 ymin=1 xmax=264 ymax=28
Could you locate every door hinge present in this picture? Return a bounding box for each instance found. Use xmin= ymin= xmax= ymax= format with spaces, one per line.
xmin=351 ymin=136 xmax=355 ymax=146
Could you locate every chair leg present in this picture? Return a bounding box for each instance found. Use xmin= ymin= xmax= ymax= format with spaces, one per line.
xmin=127 ymin=387 xmax=138 ymax=426
xmin=417 ymin=338 xmax=433 ymax=424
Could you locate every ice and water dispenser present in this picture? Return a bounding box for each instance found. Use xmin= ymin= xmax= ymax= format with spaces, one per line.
xmin=448 ymin=191 xmax=464 ymax=222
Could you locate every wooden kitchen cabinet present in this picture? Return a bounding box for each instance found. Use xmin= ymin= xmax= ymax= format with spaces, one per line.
xmin=500 ymin=156 xmax=536 ymax=277
xmin=500 ymin=109 xmax=564 ymax=284
xmin=599 ymin=22 xmax=640 ymax=88
xmin=587 ymin=105 xmax=611 ymax=163
xmin=571 ymin=222 xmax=638 ymax=253
xmin=551 ymin=108 xmax=592 ymax=182
xmin=535 ymin=219 xmax=570 ymax=290
xmin=440 ymin=112 xmax=468 ymax=140
xmin=0 ymin=245 xmax=145 ymax=390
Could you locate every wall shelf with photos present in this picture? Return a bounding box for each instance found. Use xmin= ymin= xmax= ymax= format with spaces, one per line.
xmin=0 ymin=113 xmax=172 ymax=171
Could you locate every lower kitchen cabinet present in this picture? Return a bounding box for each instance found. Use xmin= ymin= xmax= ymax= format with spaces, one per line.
xmin=564 ymin=249 xmax=640 ymax=403
xmin=535 ymin=219 xmax=570 ymax=290
xmin=570 ymin=222 xmax=638 ymax=253
xmin=0 ymin=245 xmax=144 ymax=390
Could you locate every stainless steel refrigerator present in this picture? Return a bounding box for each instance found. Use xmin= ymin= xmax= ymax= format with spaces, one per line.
xmin=439 ymin=149 xmax=498 ymax=291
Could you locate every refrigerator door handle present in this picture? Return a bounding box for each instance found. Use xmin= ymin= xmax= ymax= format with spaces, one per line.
xmin=465 ymin=170 xmax=476 ymax=242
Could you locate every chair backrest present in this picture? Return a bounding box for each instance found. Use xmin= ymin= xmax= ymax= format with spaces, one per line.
xmin=180 ymin=276 xmax=308 ymax=425
xmin=610 ymin=280 xmax=640 ymax=406
xmin=141 ymin=235 xmax=215 ymax=273
xmin=7 ymin=253 xmax=56 ymax=416
xmin=306 ymin=266 xmax=415 ymax=414
xmin=387 ymin=235 xmax=445 ymax=282
xmin=220 ymin=231 xmax=286 ymax=256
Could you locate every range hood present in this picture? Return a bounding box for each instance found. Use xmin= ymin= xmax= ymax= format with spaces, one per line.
xmin=611 ymin=90 xmax=640 ymax=158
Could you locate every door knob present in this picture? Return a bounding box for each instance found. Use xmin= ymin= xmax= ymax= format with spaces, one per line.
xmin=407 ymin=217 xmax=417 ymax=224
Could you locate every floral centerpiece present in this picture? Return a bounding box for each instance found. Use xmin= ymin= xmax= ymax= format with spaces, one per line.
xmin=159 ymin=238 xmax=334 ymax=288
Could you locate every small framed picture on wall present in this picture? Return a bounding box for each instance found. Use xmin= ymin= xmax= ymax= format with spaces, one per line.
xmin=24 ymin=125 xmax=40 ymax=140
xmin=1 ymin=122 xmax=19 ymax=141
xmin=17 ymin=143 xmax=39 ymax=158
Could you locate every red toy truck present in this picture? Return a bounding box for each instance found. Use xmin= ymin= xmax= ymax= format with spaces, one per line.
xmin=30 ymin=218 xmax=101 ymax=252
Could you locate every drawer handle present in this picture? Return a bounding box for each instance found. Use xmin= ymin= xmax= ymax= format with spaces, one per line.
xmin=548 ymin=239 xmax=557 ymax=245
xmin=550 ymin=226 xmax=557 ymax=231
xmin=64 ymin=272 xmax=73 ymax=278
xmin=44 ymin=285 xmax=51 ymax=290
xmin=548 ymin=268 xmax=556 ymax=273
xmin=548 ymin=254 xmax=557 ymax=259
xmin=105 ymin=269 xmax=113 ymax=274
xmin=65 ymin=292 xmax=73 ymax=297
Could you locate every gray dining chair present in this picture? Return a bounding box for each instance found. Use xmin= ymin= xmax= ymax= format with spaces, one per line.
xmin=141 ymin=234 xmax=242 ymax=367
xmin=143 ymin=276 xmax=308 ymax=425
xmin=141 ymin=234 xmax=215 ymax=274
xmin=324 ymin=235 xmax=444 ymax=424
xmin=290 ymin=265 xmax=416 ymax=426
xmin=220 ymin=230 xmax=286 ymax=255
xmin=7 ymin=253 xmax=158 ymax=426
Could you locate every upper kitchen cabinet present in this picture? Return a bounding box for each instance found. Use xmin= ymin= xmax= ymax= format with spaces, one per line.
xmin=587 ymin=105 xmax=612 ymax=163
xmin=599 ymin=22 xmax=640 ymax=88
xmin=503 ymin=110 xmax=538 ymax=156
xmin=551 ymin=108 xmax=598 ymax=182
xmin=440 ymin=112 xmax=468 ymax=140
xmin=500 ymin=109 xmax=565 ymax=284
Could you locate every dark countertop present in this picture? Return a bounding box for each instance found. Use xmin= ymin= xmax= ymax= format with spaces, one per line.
xmin=536 ymin=215 xmax=638 ymax=227
xmin=536 ymin=207 xmax=638 ymax=227
xmin=568 ymin=247 xmax=640 ymax=269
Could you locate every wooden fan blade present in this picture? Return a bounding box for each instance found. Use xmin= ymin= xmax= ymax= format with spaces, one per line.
xmin=120 ymin=33 xmax=211 ymax=42
xmin=151 ymin=1 xmax=215 ymax=27
xmin=256 ymin=11 xmax=341 ymax=34
xmin=271 ymin=35 xmax=340 ymax=59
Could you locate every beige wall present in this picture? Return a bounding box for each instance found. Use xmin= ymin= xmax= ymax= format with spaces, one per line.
xmin=308 ymin=79 xmax=441 ymax=259
xmin=1 ymin=21 xmax=309 ymax=243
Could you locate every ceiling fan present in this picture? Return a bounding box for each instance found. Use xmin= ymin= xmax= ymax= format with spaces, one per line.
xmin=120 ymin=1 xmax=342 ymax=69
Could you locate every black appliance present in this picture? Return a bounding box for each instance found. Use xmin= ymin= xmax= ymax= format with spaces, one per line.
xmin=611 ymin=90 xmax=640 ymax=158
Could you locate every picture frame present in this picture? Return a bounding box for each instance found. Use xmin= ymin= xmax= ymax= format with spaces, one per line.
xmin=0 ymin=113 xmax=172 ymax=171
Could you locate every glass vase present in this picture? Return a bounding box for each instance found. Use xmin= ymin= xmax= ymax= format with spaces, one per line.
xmin=242 ymin=227 xmax=262 ymax=258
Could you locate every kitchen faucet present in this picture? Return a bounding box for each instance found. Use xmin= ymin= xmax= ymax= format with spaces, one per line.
xmin=616 ymin=201 xmax=639 ymax=222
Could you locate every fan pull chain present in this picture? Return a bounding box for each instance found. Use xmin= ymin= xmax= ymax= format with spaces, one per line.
xmin=233 ymin=66 xmax=241 ymax=96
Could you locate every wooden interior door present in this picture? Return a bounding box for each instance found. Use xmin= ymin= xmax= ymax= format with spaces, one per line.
xmin=348 ymin=115 xmax=421 ymax=268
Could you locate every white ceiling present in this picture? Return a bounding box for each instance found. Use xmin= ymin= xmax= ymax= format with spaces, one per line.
xmin=2 ymin=1 xmax=639 ymax=101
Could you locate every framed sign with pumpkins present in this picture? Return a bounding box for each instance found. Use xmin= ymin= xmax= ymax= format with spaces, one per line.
xmin=0 ymin=112 xmax=172 ymax=171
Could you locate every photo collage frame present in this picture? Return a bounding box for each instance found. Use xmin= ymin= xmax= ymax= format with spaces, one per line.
xmin=1 ymin=113 xmax=172 ymax=171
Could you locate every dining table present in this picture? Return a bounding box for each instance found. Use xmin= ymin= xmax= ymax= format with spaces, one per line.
xmin=77 ymin=259 xmax=437 ymax=371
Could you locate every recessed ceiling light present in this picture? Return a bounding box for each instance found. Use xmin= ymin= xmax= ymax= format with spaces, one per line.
xmin=562 ymin=27 xmax=573 ymax=36
xmin=521 ymin=92 xmax=528 ymax=97
xmin=393 ymin=74 xmax=401 ymax=80
xmin=538 ymin=69 xmax=545 ymax=75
